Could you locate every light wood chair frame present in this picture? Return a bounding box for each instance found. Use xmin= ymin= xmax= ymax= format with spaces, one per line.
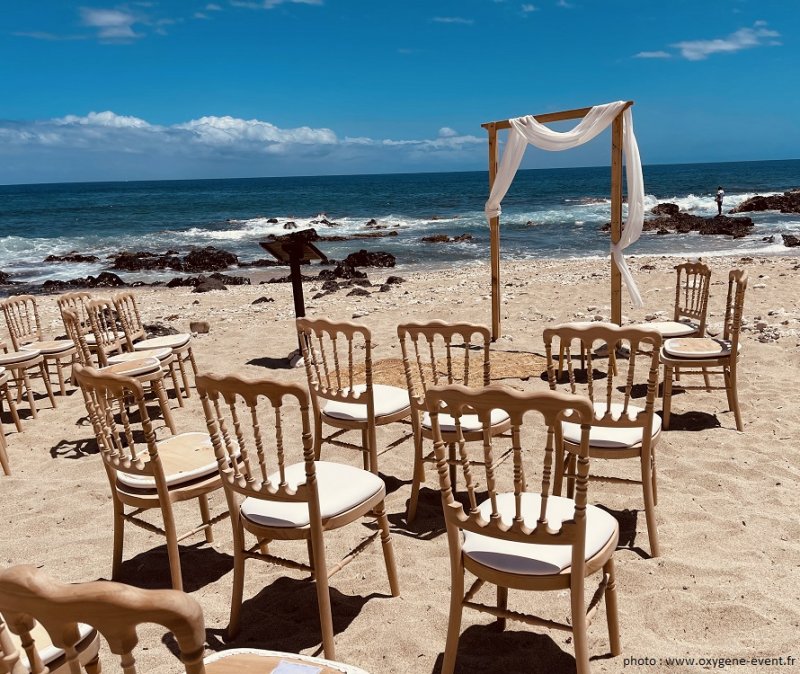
xmin=297 ymin=317 xmax=411 ymax=475
xmin=1 ymin=368 xmax=23 ymax=476
xmin=426 ymin=383 xmax=620 ymax=674
xmin=1 ymin=295 xmax=77 ymax=397
xmin=64 ymin=309 xmax=177 ymax=434
xmin=73 ymin=363 xmax=227 ymax=591
xmin=661 ymin=269 xmax=748 ymax=432
xmin=397 ymin=320 xmax=512 ymax=524
xmin=544 ymin=323 xmax=663 ymax=557
xmin=197 ymin=372 xmax=400 ymax=659
xmin=113 ymin=291 xmax=197 ymax=399
xmin=672 ymin=261 xmax=712 ymax=336
xmin=0 ymin=350 xmax=56 ymax=422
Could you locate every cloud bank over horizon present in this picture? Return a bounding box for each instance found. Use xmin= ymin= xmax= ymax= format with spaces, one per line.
xmin=0 ymin=111 xmax=487 ymax=184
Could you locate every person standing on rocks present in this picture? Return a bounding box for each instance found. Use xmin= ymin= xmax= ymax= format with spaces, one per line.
xmin=715 ymin=186 xmax=725 ymax=216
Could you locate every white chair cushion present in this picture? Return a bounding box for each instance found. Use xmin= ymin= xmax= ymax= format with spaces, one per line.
xmin=643 ymin=320 xmax=698 ymax=338
xmin=116 ymin=432 xmax=218 ymax=488
xmin=422 ymin=408 xmax=510 ymax=433
xmin=85 ymin=330 xmax=125 ymax=345
xmin=21 ymin=339 xmax=75 ymax=355
xmin=663 ymin=337 xmax=733 ymax=359
xmin=3 ymin=616 xmax=95 ymax=667
xmin=108 ymin=347 xmax=172 ymax=364
xmin=240 ymin=461 xmax=384 ymax=528
xmin=134 ymin=334 xmax=191 ymax=351
xmin=100 ymin=357 xmax=161 ymax=378
xmin=0 ymin=349 xmax=40 ymax=365
xmin=203 ymin=648 xmax=369 ymax=674
xmin=462 ymin=492 xmax=618 ymax=576
xmin=561 ymin=401 xmax=661 ymax=449
xmin=322 ymin=384 xmax=409 ymax=422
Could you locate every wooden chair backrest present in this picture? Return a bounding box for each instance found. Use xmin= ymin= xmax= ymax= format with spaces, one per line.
xmin=57 ymin=292 xmax=92 ymax=336
xmin=196 ymin=373 xmax=317 ymax=507
xmin=113 ymin=292 xmax=146 ymax=348
xmin=425 ymin=384 xmax=593 ymax=556
xmin=543 ymin=323 xmax=662 ymax=434
xmin=72 ymin=363 xmax=170 ymax=493
xmin=0 ymin=296 xmax=42 ymax=349
xmin=87 ymin=298 xmax=121 ymax=367
xmin=62 ymin=309 xmax=94 ymax=367
xmin=296 ymin=317 xmax=375 ymax=412
xmin=0 ymin=565 xmax=207 ymax=674
xmin=673 ymin=261 xmax=712 ymax=332
xmin=397 ymin=321 xmax=491 ymax=414
xmin=723 ymin=269 xmax=748 ymax=353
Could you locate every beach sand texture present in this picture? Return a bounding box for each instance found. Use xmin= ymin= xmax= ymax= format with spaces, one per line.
xmin=1 ymin=254 xmax=799 ymax=673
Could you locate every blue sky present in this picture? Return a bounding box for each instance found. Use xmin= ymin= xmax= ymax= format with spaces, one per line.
xmin=0 ymin=0 xmax=797 ymax=184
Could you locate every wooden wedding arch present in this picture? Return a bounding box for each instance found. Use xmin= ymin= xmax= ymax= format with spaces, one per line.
xmin=482 ymin=101 xmax=633 ymax=340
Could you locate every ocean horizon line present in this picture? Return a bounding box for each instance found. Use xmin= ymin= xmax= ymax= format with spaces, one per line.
xmin=1 ymin=157 xmax=798 ymax=189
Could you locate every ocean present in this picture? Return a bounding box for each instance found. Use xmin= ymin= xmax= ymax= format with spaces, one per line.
xmin=1 ymin=159 xmax=798 ymax=285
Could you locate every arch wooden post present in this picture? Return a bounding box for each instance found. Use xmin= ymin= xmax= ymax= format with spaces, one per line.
xmin=610 ymin=112 xmax=624 ymax=325
xmin=487 ymin=123 xmax=501 ymax=340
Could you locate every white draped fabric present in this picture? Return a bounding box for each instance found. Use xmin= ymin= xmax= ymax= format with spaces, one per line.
xmin=485 ymin=100 xmax=644 ymax=307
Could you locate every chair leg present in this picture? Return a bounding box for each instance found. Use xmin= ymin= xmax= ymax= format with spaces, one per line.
xmin=374 ymin=500 xmax=400 ymax=597
xmin=309 ymin=527 xmax=335 ymax=659
xmin=368 ymin=424 xmax=379 ymax=475
xmin=701 ymin=365 xmax=711 ymax=391
xmin=199 ymin=494 xmax=213 ymax=544
xmin=84 ymin=654 xmax=101 ymax=674
xmin=22 ymin=370 xmax=38 ymax=419
xmin=111 ymin=500 xmax=125 ymax=580
xmin=187 ymin=346 xmax=198 ymax=375
xmin=651 ymin=451 xmax=658 ymax=507
xmin=152 ymin=379 xmax=177 ymax=434
xmin=662 ymin=365 xmax=674 ymax=430
xmin=725 ymin=367 xmax=744 ymax=432
xmin=4 ymin=386 xmax=22 ymax=432
xmin=360 ymin=427 xmax=370 ymax=472
xmin=0 ymin=433 xmax=10 ymax=476
xmin=406 ymin=423 xmax=424 ymax=525
xmin=227 ymin=518 xmax=246 ymax=640
xmin=496 ymin=585 xmax=508 ymax=631
xmin=169 ymin=363 xmax=184 ymax=408
xmin=570 ymin=580 xmax=590 ymax=674
xmin=313 ymin=411 xmax=324 ymax=461
xmin=603 ymin=557 xmax=622 ymax=656
xmin=39 ymin=362 xmax=57 ymax=410
xmin=162 ymin=504 xmax=184 ymax=592
xmin=441 ymin=558 xmax=465 ymax=674
xmin=177 ymin=350 xmax=192 ymax=398
xmin=54 ymin=357 xmax=67 ymax=396
xmin=641 ymin=453 xmax=660 ymax=558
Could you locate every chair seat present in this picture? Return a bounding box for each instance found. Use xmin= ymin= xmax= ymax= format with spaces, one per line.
xmin=0 ymin=349 xmax=40 ymax=365
xmin=322 ymin=384 xmax=410 ymax=422
xmin=134 ymin=334 xmax=191 ymax=351
xmin=240 ymin=461 xmax=384 ymax=528
xmin=84 ymin=331 xmax=125 ymax=345
xmin=203 ymin=648 xmax=369 ymax=673
xmin=101 ymin=357 xmax=161 ymax=378
xmin=108 ymin=347 xmax=172 ymax=364
xmin=663 ymin=337 xmax=733 ymax=359
xmin=561 ymin=402 xmax=661 ymax=449
xmin=2 ymin=615 xmax=95 ymax=667
xmin=462 ymin=492 xmax=618 ymax=576
xmin=116 ymin=432 xmax=218 ymax=489
xmin=640 ymin=320 xmax=698 ymax=338
xmin=422 ymin=407 xmax=510 ymax=433
xmin=21 ymin=339 xmax=75 ymax=355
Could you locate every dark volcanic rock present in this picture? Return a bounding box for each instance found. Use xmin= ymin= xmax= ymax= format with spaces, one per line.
xmin=343 ymin=250 xmax=396 ymax=268
xmin=318 ymin=231 xmax=398 ymax=241
xmin=166 ymin=272 xmax=250 ymax=288
xmin=144 ymin=322 xmax=179 ymax=337
xmin=612 ymin=207 xmax=756 ymax=239
xmin=0 ymin=271 xmax=9 ymax=284
xmin=283 ymin=221 xmax=297 ymax=230
xmin=420 ymin=233 xmax=473 ymax=243
xmin=316 ymin=264 xmax=367 ymax=280
xmin=386 ymin=275 xmax=405 ymax=285
xmin=183 ymin=246 xmax=238 ymax=272
xmin=237 ymin=258 xmax=284 ymax=268
xmin=699 ymin=216 xmax=753 ymax=238
xmin=266 ymin=218 xmax=278 ymax=223
xmin=251 ymin=296 xmax=275 ymax=304
xmin=192 ymin=277 xmax=228 ymax=293
xmin=321 ymin=280 xmax=340 ymax=292
xmin=42 ymin=272 xmax=126 ymax=291
xmin=733 ymin=189 xmax=800 ymax=214
xmin=650 ymin=203 xmax=680 ymax=217
xmin=262 ymin=274 xmax=316 ymax=284
xmin=782 ymin=234 xmax=800 ymax=247
xmin=111 ymin=251 xmax=183 ymax=272
xmin=44 ymin=251 xmax=100 ymax=263
xmin=347 ymin=287 xmax=371 ymax=297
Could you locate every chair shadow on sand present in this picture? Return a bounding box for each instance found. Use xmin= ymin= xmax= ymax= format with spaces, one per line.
xmin=202 ymin=577 xmax=384 ymax=656
xmin=107 ymin=542 xmax=233 ymax=593
xmin=430 ymin=624 xmax=592 ymax=673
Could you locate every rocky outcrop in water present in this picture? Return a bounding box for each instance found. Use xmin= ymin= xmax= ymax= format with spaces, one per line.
xmin=781 ymin=234 xmax=800 ymax=247
xmin=183 ymin=246 xmax=238 ymax=272
xmin=0 ymin=271 xmax=10 ymax=285
xmin=317 ymin=264 xmax=367 ymax=280
xmin=110 ymin=246 xmax=237 ymax=273
xmin=343 ymin=250 xmax=396 ymax=268
xmin=420 ymin=233 xmax=473 ymax=243
xmin=606 ymin=203 xmax=755 ymax=238
xmin=41 ymin=271 xmax=126 ymax=291
xmin=44 ymin=252 xmax=101 ymax=263
xmin=733 ymin=189 xmax=800 ymax=214
xmin=166 ymin=272 xmax=250 ymax=288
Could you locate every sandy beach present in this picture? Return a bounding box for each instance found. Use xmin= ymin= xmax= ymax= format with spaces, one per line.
xmin=2 ymin=252 xmax=799 ymax=673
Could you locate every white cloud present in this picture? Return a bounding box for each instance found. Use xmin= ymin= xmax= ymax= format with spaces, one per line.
xmin=12 ymin=31 xmax=86 ymax=41
xmin=194 ymin=12 xmax=209 ymax=19
xmin=671 ymin=22 xmax=780 ymax=60
xmin=438 ymin=127 xmax=458 ymax=138
xmin=521 ymin=4 xmax=537 ymax=13
xmin=432 ymin=16 xmax=474 ymax=25
xmin=55 ymin=111 xmax=153 ymax=128
xmin=231 ymin=0 xmax=323 ymax=8
xmin=206 ymin=2 xmax=222 ymax=9
xmin=79 ymin=7 xmax=142 ymax=40
xmin=634 ymin=50 xmax=671 ymax=59
xmin=176 ymin=115 xmax=337 ymax=145
xmin=556 ymin=0 xmax=573 ymax=8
